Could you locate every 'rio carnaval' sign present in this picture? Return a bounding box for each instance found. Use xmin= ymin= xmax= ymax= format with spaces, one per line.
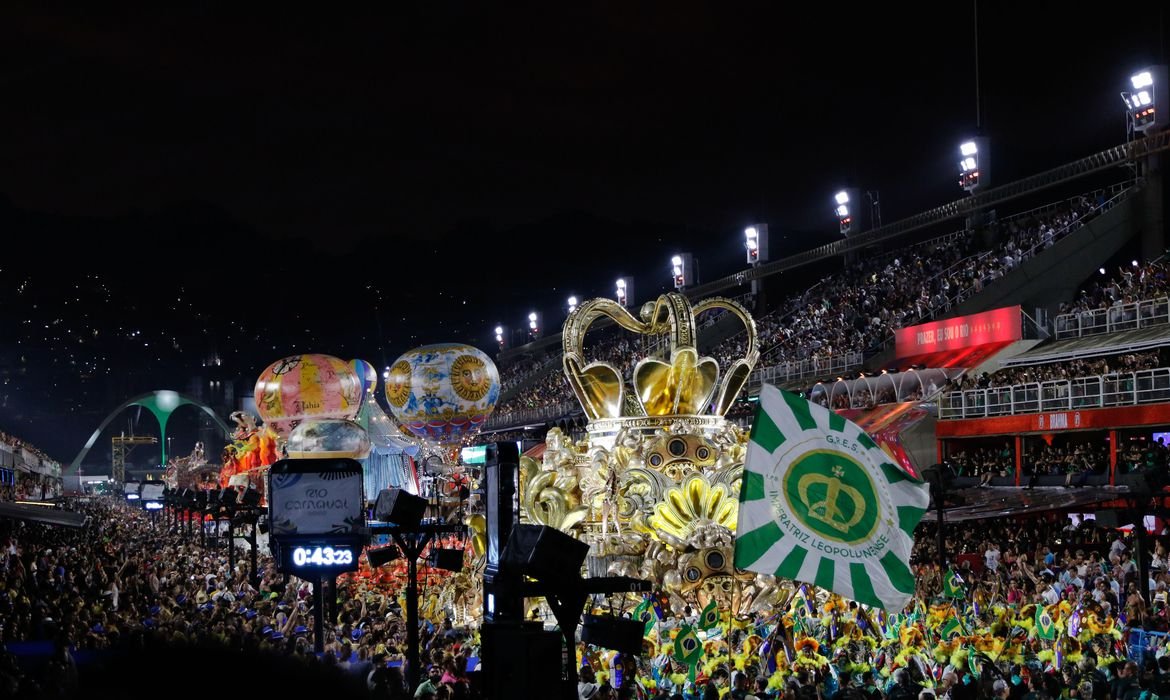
xmin=734 ymin=385 xmax=929 ymax=611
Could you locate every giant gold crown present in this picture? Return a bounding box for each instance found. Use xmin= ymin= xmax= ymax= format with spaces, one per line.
xmin=561 ymin=293 xmax=759 ymax=424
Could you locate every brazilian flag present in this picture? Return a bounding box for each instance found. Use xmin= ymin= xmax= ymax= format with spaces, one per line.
xmin=633 ymin=598 xmax=656 ymax=636
xmin=942 ymin=568 xmax=965 ymax=599
xmin=941 ymin=615 xmax=965 ymax=640
xmin=1036 ymin=605 xmax=1056 ymax=640
xmin=699 ymin=599 xmax=720 ymax=630
xmin=673 ymin=624 xmax=704 ymax=683
xmin=881 ymin=612 xmax=897 ymax=639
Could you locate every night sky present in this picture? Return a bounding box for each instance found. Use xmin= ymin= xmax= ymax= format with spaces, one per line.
xmin=0 ymin=4 xmax=1165 ymax=466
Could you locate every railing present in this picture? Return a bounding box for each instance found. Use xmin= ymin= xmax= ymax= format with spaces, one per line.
xmin=939 ymin=367 xmax=1170 ymax=419
xmin=749 ymin=352 xmax=865 ymax=389
xmin=1054 ymin=296 xmax=1170 ymax=339
xmin=483 ymin=401 xmax=584 ymax=430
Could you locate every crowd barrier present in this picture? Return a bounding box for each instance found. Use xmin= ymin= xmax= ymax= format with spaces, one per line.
xmin=940 ymin=368 xmax=1170 ymax=419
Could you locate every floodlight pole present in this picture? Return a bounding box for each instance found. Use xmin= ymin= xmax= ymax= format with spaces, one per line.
xmin=928 ymin=466 xmax=947 ymax=570
xmin=313 ymin=572 xmax=328 ymax=655
xmin=228 ymin=517 xmax=236 ymax=573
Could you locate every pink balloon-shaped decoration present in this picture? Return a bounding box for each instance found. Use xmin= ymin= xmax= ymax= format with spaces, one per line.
xmin=254 ymin=354 xmax=363 ymax=439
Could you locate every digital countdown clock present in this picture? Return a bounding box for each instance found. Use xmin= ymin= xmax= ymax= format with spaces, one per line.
xmin=279 ymin=543 xmax=361 ymax=575
xmin=292 ymin=546 xmax=354 ymax=567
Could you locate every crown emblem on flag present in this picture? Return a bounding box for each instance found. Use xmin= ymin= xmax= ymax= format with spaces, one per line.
xmin=798 ymin=471 xmax=868 ymax=534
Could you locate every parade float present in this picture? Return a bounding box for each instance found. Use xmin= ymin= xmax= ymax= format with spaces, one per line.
xmin=236 ymin=307 xmax=1130 ymax=692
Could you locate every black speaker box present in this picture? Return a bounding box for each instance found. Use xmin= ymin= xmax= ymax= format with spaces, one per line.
xmin=485 ymin=442 xmax=520 ymax=569
xmin=431 ymin=548 xmax=464 ymax=572
xmin=581 ymin=614 xmax=645 ymax=655
xmin=240 ymin=488 xmax=261 ymax=507
xmin=480 ymin=622 xmax=562 ymax=699
xmin=501 ymin=524 xmax=589 ymax=584
xmin=367 ymin=546 xmax=401 ymax=568
xmin=220 ymin=488 xmax=238 ymax=508
xmin=375 ymin=488 xmax=427 ymax=528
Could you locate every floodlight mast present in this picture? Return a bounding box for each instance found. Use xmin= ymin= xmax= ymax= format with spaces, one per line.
xmin=671 ymin=254 xmax=695 ymax=290
xmin=1126 ymin=66 xmax=1167 ymax=135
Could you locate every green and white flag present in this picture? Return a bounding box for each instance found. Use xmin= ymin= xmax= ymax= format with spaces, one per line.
xmin=734 ymin=385 xmax=930 ymax=612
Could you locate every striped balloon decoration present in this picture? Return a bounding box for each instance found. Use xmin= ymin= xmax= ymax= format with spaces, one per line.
xmin=351 ymin=358 xmax=379 ymax=403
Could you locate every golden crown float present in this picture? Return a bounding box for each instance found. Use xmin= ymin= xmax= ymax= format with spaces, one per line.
xmin=513 ymin=292 xmax=795 ymax=619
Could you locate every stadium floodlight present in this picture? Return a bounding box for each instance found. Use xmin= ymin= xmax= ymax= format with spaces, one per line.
xmin=615 ymin=277 xmax=633 ymax=307
xmin=567 ymin=296 xmax=578 ymax=314
xmin=744 ymin=224 xmax=769 ymax=265
xmin=494 ymin=325 xmax=506 ymax=348
xmin=527 ymin=311 xmax=541 ymax=339
xmin=834 ymin=190 xmax=858 ymax=235
xmin=1132 ymin=71 xmax=1154 ymax=89
xmin=1125 ymin=66 xmax=1167 ymax=133
xmin=671 ymin=254 xmax=695 ymax=290
xmin=958 ymin=138 xmax=989 ymax=193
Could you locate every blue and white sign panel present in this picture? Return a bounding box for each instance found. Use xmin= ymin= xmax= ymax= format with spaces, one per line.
xmin=268 ymin=458 xmax=365 ymax=536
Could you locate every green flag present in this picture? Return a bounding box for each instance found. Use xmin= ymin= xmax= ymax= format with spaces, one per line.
xmin=1036 ymin=605 xmax=1056 ymax=640
xmin=966 ymin=645 xmax=980 ymax=676
xmin=633 ymin=598 xmax=656 ymax=637
xmin=699 ymin=599 xmax=720 ymax=630
xmin=942 ymin=568 xmax=965 ymax=599
xmin=941 ymin=615 xmax=965 ymax=640
xmin=734 ymin=385 xmax=930 ymax=612
xmin=673 ymin=624 xmax=704 ymax=683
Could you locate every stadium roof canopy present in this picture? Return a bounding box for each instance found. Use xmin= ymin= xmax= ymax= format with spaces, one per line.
xmin=0 ymin=501 xmax=88 ymax=528
xmin=921 ymin=485 xmax=1132 ymax=522
xmin=1000 ymin=324 xmax=1170 ymax=367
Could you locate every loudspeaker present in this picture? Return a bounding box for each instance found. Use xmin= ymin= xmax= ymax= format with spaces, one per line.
xmin=480 ymin=622 xmax=561 ymax=700
xmin=485 ymin=442 xmax=520 ymax=569
xmin=375 ymin=488 xmax=427 ymax=528
xmin=582 ymin=614 xmax=645 ymax=656
xmin=240 ymin=488 xmax=261 ymax=508
xmin=367 ymin=546 xmax=401 ymax=568
xmin=431 ymin=548 xmax=464 ymax=572
xmin=195 ymin=490 xmax=209 ymax=508
xmin=220 ymin=488 xmax=238 ymax=508
xmin=501 ymin=524 xmax=589 ymax=585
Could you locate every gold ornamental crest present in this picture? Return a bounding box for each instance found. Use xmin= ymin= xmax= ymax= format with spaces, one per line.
xmin=561 ymin=293 xmax=759 ymax=421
